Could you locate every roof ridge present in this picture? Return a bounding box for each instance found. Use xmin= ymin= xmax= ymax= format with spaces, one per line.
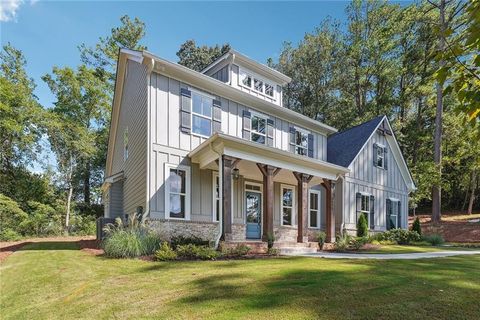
xmin=331 ymin=115 xmax=385 ymax=137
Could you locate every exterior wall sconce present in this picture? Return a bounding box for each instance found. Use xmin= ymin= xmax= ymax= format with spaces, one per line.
xmin=232 ymin=168 xmax=240 ymax=180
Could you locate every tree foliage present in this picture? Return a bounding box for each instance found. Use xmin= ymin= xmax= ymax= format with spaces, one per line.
xmin=177 ymin=39 xmax=231 ymax=72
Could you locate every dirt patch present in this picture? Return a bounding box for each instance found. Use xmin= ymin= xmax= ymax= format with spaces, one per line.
xmin=79 ymin=239 xmax=104 ymax=256
xmin=0 ymin=236 xmax=98 ymax=263
xmin=409 ymin=213 xmax=480 ymax=243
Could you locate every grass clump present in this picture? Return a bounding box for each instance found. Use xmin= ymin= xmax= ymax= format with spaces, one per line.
xmin=422 ymin=234 xmax=445 ymax=246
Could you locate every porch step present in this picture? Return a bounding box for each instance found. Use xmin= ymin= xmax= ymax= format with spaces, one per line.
xmin=278 ymin=246 xmax=319 ymax=255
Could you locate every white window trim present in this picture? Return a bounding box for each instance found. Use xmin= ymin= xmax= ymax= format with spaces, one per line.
xmin=213 ymin=172 xmax=220 ymax=222
xmin=291 ymin=126 xmax=310 ymax=156
xmin=190 ymin=90 xmax=213 ymax=139
xmin=164 ymin=163 xmax=191 ymax=220
xmin=249 ymin=110 xmax=268 ymax=145
xmin=388 ymin=198 xmax=400 ymax=229
xmin=238 ymin=67 xmax=277 ymax=100
xmin=280 ymin=184 xmax=296 ymax=226
xmin=375 ymin=143 xmax=386 ymax=169
xmin=308 ymin=190 xmax=321 ymax=229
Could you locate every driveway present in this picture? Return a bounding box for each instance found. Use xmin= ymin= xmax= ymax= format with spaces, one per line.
xmin=287 ymin=250 xmax=480 ymax=260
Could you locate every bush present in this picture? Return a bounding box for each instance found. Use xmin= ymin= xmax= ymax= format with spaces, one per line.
xmin=102 ymin=215 xmax=161 ymax=258
xmin=221 ymin=244 xmax=251 ymax=257
xmin=267 ymin=232 xmax=275 ymax=249
xmin=373 ymin=229 xmax=420 ymax=245
xmin=267 ymin=247 xmax=280 ymax=256
xmin=154 ymin=242 xmax=177 ymax=261
xmin=412 ymin=217 xmax=422 ymax=236
xmin=350 ymin=237 xmax=369 ymax=250
xmin=422 ymin=234 xmax=445 ymax=246
xmin=316 ymin=231 xmax=326 ymax=248
xmin=0 ymin=194 xmax=28 ymax=236
xmin=170 ymin=235 xmax=209 ymax=249
xmin=0 ymin=228 xmax=22 ymax=241
xmin=334 ymin=233 xmax=352 ymax=251
xmin=69 ymin=214 xmax=96 ymax=235
xmin=357 ymin=214 xmax=368 ymax=237
xmin=176 ymin=244 xmax=219 ymax=260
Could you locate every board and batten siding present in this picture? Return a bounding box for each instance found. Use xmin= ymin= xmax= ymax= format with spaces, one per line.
xmin=342 ymin=131 xmax=409 ymax=231
xmin=110 ymin=60 xmax=148 ymax=217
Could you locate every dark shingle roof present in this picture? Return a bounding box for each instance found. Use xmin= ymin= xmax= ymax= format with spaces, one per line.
xmin=327 ymin=116 xmax=385 ymax=167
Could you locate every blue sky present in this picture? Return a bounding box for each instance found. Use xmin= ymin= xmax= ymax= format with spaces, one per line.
xmin=1 ymin=0 xmax=355 ymax=108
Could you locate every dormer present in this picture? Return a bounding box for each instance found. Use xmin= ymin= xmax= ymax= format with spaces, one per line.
xmin=201 ymin=50 xmax=291 ymax=107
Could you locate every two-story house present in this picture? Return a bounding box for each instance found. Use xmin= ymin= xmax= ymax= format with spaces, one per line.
xmin=102 ymin=48 xmax=415 ymax=248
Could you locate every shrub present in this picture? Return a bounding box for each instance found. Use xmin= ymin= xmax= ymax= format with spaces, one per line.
xmin=357 ymin=214 xmax=368 ymax=237
xmin=154 ymin=242 xmax=177 ymax=261
xmin=373 ymin=229 xmax=420 ymax=245
xmin=69 ymin=214 xmax=96 ymax=235
xmin=267 ymin=247 xmax=280 ymax=256
xmin=0 ymin=194 xmax=28 ymax=236
xmin=316 ymin=231 xmax=327 ymax=248
xmin=0 ymin=228 xmax=22 ymax=241
xmin=422 ymin=234 xmax=445 ymax=246
xmin=170 ymin=235 xmax=209 ymax=249
xmin=221 ymin=244 xmax=251 ymax=257
xmin=176 ymin=244 xmax=219 ymax=260
xmin=267 ymin=232 xmax=275 ymax=249
xmin=334 ymin=233 xmax=352 ymax=251
xmin=412 ymin=217 xmax=422 ymax=236
xmin=350 ymin=237 xmax=369 ymax=250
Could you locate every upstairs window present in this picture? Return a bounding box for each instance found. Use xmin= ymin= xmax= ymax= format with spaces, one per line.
xmin=265 ymin=84 xmax=274 ymax=97
xmin=251 ymin=113 xmax=267 ymax=144
xmin=239 ymin=69 xmax=275 ymax=99
xmin=254 ymin=78 xmax=263 ymax=92
xmin=191 ymin=92 xmax=212 ymax=137
xmin=373 ymin=143 xmax=388 ymax=169
xmin=294 ymin=130 xmax=308 ymax=156
xmin=242 ymin=74 xmax=252 ymax=87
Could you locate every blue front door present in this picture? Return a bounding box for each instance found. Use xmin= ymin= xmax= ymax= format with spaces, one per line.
xmin=246 ymin=191 xmax=262 ymax=239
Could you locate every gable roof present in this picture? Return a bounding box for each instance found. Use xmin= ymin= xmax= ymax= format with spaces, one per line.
xmin=327 ymin=115 xmax=416 ymax=192
xmin=327 ymin=116 xmax=384 ymax=167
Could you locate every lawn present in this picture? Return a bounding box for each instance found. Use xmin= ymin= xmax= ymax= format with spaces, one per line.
xmin=1 ymin=241 xmax=479 ymax=320
xmin=359 ymin=244 xmax=478 ymax=254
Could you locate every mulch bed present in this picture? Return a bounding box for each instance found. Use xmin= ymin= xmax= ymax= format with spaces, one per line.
xmin=409 ymin=214 xmax=480 ymax=243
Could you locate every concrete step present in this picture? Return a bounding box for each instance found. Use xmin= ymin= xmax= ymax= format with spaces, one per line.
xmin=274 ymin=242 xmax=319 ymax=249
xmin=279 ymin=246 xmax=319 ymax=255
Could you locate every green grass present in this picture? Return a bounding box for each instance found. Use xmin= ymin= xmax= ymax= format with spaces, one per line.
xmin=360 ymin=245 xmax=478 ymax=254
xmin=1 ymin=241 xmax=480 ymax=320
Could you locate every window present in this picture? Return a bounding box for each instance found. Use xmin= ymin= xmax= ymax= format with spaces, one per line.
xmin=251 ymin=113 xmax=267 ymax=144
xmin=242 ymin=73 xmax=252 ymax=87
xmin=265 ymin=84 xmax=274 ymax=97
xmin=165 ymin=164 xmax=190 ymax=220
xmin=356 ymin=193 xmax=374 ymax=230
xmin=293 ymin=129 xmax=308 ymax=156
xmin=254 ymin=78 xmax=263 ymax=92
xmin=191 ymin=91 xmax=212 ymax=137
xmin=309 ymin=190 xmax=320 ymax=228
xmin=374 ymin=143 xmax=387 ymax=169
xmin=281 ymin=185 xmax=295 ymax=226
xmin=213 ymin=173 xmax=220 ymax=222
xmin=123 ymin=128 xmax=129 ymax=161
xmin=387 ymin=199 xmax=400 ymax=230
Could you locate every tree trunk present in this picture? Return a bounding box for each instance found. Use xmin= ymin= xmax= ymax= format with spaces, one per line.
xmin=432 ymin=0 xmax=446 ymax=225
xmin=467 ymin=171 xmax=477 ymax=215
xmin=65 ymin=157 xmax=73 ymax=228
xmin=84 ymin=160 xmax=90 ymax=204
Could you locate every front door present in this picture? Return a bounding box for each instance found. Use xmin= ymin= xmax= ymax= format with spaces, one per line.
xmin=245 ymin=191 xmax=262 ymax=239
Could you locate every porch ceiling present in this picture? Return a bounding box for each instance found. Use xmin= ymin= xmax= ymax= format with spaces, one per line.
xmin=188 ymin=133 xmax=349 ymax=181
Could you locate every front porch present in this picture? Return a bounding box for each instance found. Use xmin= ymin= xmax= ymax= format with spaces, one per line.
xmin=189 ymin=133 xmax=349 ymax=245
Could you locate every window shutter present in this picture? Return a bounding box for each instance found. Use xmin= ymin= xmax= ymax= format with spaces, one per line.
xmin=267 ymin=119 xmax=274 ymax=147
xmin=373 ymin=143 xmax=378 ymax=166
xmin=386 ymin=199 xmax=391 ymax=230
xmin=307 ymin=133 xmax=314 ymax=158
xmin=369 ymin=195 xmax=375 ymax=230
xmin=356 ymin=192 xmax=362 ymax=211
xmin=397 ymin=201 xmax=401 ymax=228
xmin=212 ymin=99 xmax=222 ymax=133
xmin=242 ymin=110 xmax=251 ymax=140
xmin=289 ymin=127 xmax=296 ymax=153
xmin=180 ymin=88 xmax=191 ymax=134
xmin=384 ymin=147 xmax=388 ymax=170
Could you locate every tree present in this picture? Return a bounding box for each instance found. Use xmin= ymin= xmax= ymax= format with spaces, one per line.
xmin=176 ymin=39 xmax=230 ymax=72
xmin=43 ymin=65 xmax=110 ymax=226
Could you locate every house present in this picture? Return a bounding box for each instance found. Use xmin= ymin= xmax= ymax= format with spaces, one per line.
xmin=102 ymin=48 xmax=415 ymax=248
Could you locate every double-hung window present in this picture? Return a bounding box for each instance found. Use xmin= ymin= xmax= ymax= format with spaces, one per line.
xmin=213 ymin=173 xmax=220 ymax=222
xmin=165 ymin=164 xmax=190 ymax=220
xmin=356 ymin=193 xmax=374 ymax=230
xmin=293 ymin=129 xmax=309 ymax=156
xmin=251 ymin=113 xmax=267 ymax=144
xmin=281 ymin=185 xmax=295 ymax=226
xmin=309 ymin=190 xmax=321 ymax=228
xmin=387 ymin=199 xmax=400 ymax=230
xmin=373 ymin=143 xmax=387 ymax=169
xmin=191 ymin=91 xmax=213 ymax=137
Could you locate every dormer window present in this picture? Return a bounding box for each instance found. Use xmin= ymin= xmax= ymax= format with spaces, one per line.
xmin=265 ymin=84 xmax=274 ymax=97
xmin=254 ymin=78 xmax=263 ymax=92
xmin=239 ymin=68 xmax=275 ymax=100
xmin=242 ymin=74 xmax=252 ymax=87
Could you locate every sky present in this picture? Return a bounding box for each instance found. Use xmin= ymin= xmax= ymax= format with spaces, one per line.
xmin=1 ymin=0 xmax=355 ymax=109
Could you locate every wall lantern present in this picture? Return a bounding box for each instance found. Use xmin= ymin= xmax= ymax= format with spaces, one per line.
xmin=232 ymin=168 xmax=240 ymax=180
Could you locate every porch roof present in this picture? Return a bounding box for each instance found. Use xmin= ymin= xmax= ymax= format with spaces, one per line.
xmin=188 ymin=133 xmax=349 ymax=181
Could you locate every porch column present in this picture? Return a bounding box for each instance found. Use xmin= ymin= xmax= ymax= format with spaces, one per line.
xmin=221 ymin=155 xmax=236 ymax=241
xmin=322 ymin=179 xmax=335 ymax=243
xmin=257 ymin=164 xmax=281 ymax=241
xmin=293 ymin=172 xmax=313 ymax=243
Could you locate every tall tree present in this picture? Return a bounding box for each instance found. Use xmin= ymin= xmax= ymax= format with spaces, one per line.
xmin=177 ymin=40 xmax=231 ymax=72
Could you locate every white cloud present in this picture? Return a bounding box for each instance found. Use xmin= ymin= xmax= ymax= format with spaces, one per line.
xmin=0 ymin=0 xmax=36 ymax=22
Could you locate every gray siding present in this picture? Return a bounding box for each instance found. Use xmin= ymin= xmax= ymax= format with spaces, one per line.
xmin=211 ymin=65 xmax=229 ymax=82
xmin=342 ymin=131 xmax=409 ymax=231
xmin=108 ymin=180 xmax=123 ymax=219
xmin=111 ymin=60 xmax=148 ymax=217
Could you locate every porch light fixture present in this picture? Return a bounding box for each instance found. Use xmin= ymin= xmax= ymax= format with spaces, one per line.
xmin=232 ymin=168 xmax=240 ymax=180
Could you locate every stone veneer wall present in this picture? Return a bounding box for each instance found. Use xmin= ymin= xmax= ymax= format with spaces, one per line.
xmin=231 ymin=224 xmax=247 ymax=241
xmin=273 ymin=226 xmax=298 ymax=242
xmin=148 ymin=219 xmax=219 ymax=241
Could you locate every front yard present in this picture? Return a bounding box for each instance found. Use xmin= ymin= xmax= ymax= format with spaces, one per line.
xmin=1 ymin=240 xmax=479 ymax=319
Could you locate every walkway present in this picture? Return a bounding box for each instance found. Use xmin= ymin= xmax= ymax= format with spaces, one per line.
xmin=287 ymin=250 xmax=480 ymax=260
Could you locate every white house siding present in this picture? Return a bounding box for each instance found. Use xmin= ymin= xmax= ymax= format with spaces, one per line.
xmin=111 ymin=60 xmax=148 ymax=217
xmin=147 ymin=71 xmax=329 ymax=221
xmin=342 ymin=131 xmax=409 ymax=232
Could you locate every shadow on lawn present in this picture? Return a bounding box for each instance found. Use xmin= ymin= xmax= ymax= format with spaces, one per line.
xmin=172 ymin=256 xmax=480 ymax=319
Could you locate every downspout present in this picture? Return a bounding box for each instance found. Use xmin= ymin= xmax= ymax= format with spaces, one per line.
xmin=211 ymin=143 xmax=223 ymax=249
